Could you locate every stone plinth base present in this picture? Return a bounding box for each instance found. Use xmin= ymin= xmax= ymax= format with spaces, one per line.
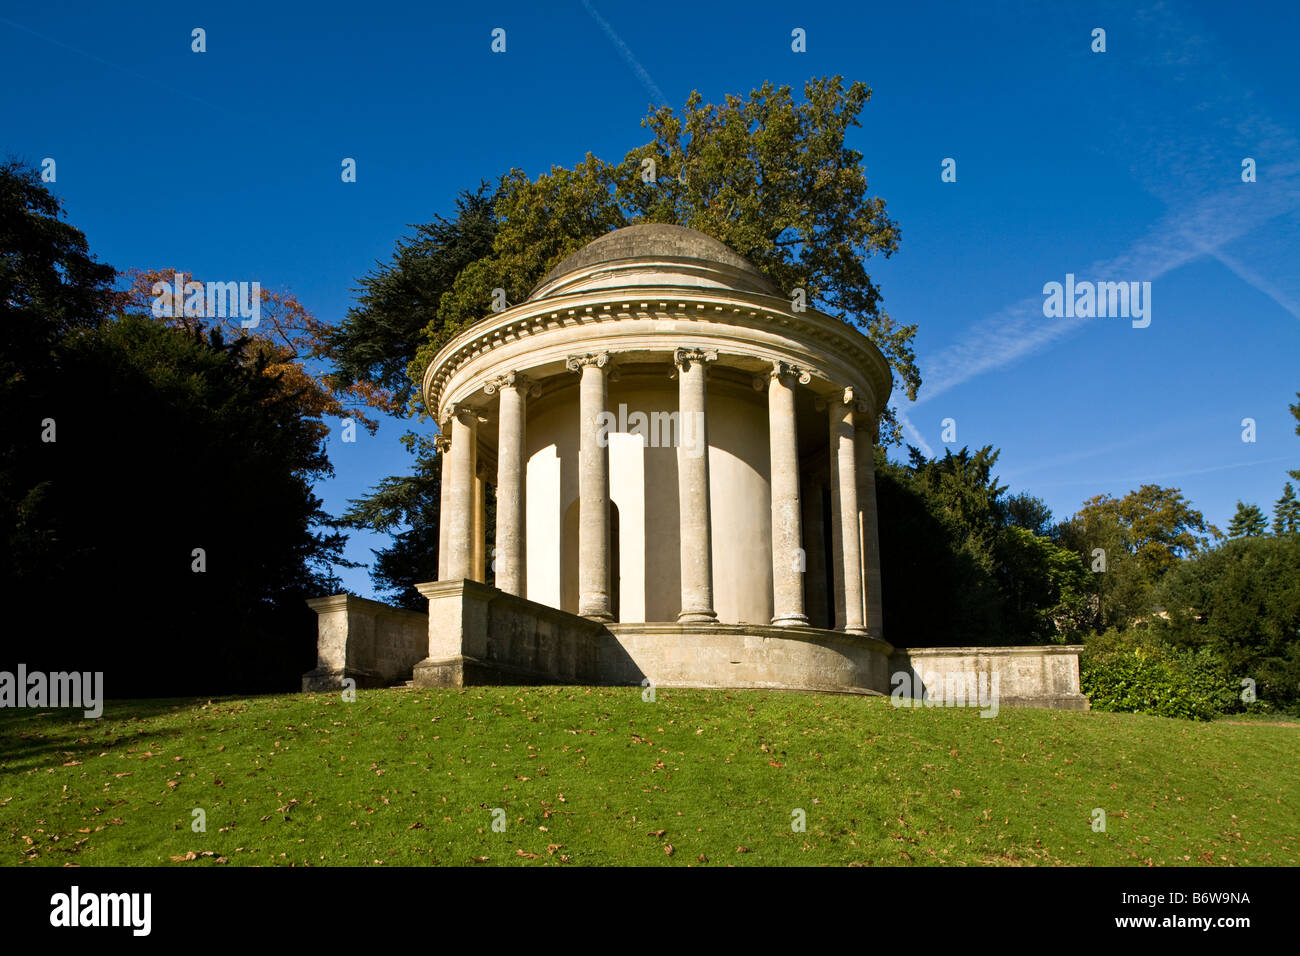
xmin=307 ymin=582 xmax=1091 ymax=709
xmin=407 ymin=579 xmax=894 ymax=693
xmin=606 ymin=622 xmax=894 ymax=695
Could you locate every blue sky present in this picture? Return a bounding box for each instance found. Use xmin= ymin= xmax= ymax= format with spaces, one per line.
xmin=4 ymin=1 xmax=1298 ymax=597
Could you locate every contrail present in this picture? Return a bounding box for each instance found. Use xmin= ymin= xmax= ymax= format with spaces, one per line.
xmin=580 ymin=0 xmax=668 ymax=106
xmin=891 ymin=3 xmax=1300 ymax=447
xmin=0 ymin=16 xmax=245 ymax=121
xmin=1024 ymin=455 xmax=1295 ymax=490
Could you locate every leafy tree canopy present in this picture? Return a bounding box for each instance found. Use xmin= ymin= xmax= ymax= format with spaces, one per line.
xmin=410 ymin=76 xmax=917 ymax=442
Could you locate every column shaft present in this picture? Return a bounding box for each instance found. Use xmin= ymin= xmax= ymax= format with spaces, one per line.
xmin=828 ymin=393 xmax=866 ymax=633
xmin=574 ymin=355 xmax=613 ymax=622
xmin=768 ymin=365 xmax=807 ymax=625
xmin=676 ymin=349 xmax=717 ymax=623
xmin=494 ymin=381 xmax=527 ymax=597
xmin=436 ymin=435 xmax=452 ymax=580
xmin=444 ymin=408 xmax=477 ymax=581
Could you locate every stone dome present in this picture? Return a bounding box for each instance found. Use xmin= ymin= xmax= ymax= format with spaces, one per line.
xmin=528 ymin=223 xmax=780 ymax=300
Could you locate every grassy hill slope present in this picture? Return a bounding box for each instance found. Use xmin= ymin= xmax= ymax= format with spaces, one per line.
xmin=2 ymin=687 xmax=1296 ymax=866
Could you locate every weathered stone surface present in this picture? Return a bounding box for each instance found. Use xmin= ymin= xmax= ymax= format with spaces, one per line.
xmin=530 ymin=223 xmax=779 ymax=299
xmin=889 ymin=645 xmax=1089 ymax=710
xmin=301 ymin=594 xmax=427 ymax=691
xmin=307 ymin=583 xmax=1089 ymax=709
xmin=412 ymin=579 xmax=608 ymax=687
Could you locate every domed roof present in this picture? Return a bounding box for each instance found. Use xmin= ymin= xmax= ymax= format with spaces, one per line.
xmin=528 ymin=223 xmax=779 ymax=300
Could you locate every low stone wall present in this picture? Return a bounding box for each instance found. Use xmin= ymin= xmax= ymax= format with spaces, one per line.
xmin=301 ymin=594 xmax=428 ymax=691
xmin=889 ymin=645 xmax=1088 ymax=711
xmin=304 ymin=583 xmax=1089 ymax=710
xmin=412 ymin=579 xmax=609 ymax=687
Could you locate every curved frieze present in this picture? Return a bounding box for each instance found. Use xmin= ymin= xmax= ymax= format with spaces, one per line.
xmin=424 ymin=285 xmax=893 ymax=428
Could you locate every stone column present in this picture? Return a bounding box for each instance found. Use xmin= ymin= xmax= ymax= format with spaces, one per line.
xmin=827 ymin=388 xmax=866 ymax=634
xmin=487 ymin=373 xmax=528 ymax=598
xmin=855 ymin=410 xmax=885 ymax=639
xmin=763 ymin=361 xmax=809 ymax=626
xmin=435 ymin=434 xmax=452 ymax=580
xmin=473 ymin=468 xmax=487 ymax=583
xmin=443 ymin=404 xmax=477 ymax=582
xmin=675 ymin=347 xmax=718 ymax=623
xmin=568 ymin=353 xmax=614 ymax=622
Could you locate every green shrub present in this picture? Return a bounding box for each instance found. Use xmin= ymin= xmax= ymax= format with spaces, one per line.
xmin=1080 ymin=628 xmax=1238 ymax=720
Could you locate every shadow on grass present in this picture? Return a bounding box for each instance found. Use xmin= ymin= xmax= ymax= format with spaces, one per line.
xmin=0 ymin=696 xmax=247 ymax=775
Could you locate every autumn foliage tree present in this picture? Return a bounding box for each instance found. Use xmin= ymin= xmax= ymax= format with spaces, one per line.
xmin=1 ymin=161 xmax=356 ymax=694
xmin=122 ymin=268 xmax=392 ymax=430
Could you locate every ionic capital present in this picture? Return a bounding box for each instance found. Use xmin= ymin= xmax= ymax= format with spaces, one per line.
xmin=752 ymin=359 xmax=812 ymax=391
xmin=814 ymin=385 xmax=867 ymax=414
xmin=444 ymin=402 xmax=479 ymax=428
xmin=673 ymin=347 xmax=718 ymax=372
xmin=566 ymin=352 xmax=611 ymax=373
xmin=484 ymin=370 xmax=537 ymax=396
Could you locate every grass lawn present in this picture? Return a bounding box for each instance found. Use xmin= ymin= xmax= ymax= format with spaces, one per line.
xmin=2 ymin=686 xmax=1296 ymax=866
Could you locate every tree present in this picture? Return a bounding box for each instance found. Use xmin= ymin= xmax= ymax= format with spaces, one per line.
xmin=340 ymin=433 xmax=443 ymax=609
xmin=1 ymin=158 xmax=118 ymax=599
xmin=326 ymin=184 xmax=497 ymax=409
xmin=322 ymin=189 xmax=500 ymax=596
xmin=1056 ymin=485 xmax=1214 ymax=627
xmin=415 ymin=76 xmax=917 ymax=437
xmin=995 ymin=526 xmax=1093 ymax=641
xmin=876 ymin=445 xmax=1086 ymax=644
xmin=0 ymin=160 xmax=117 ymax=351
xmin=875 ymin=450 xmax=1003 ymax=645
xmin=1227 ymin=501 xmax=1268 ymax=538
xmin=1156 ymin=535 xmax=1300 ymax=711
xmin=1274 ymin=482 xmax=1300 ymax=535
xmin=1290 ymin=391 xmax=1300 ymax=483
xmin=1001 ymin=491 xmax=1054 ymax=537
xmin=7 ymin=314 xmax=350 ymax=694
xmin=1 ymin=161 xmax=352 ymax=694
xmin=122 ymin=268 xmax=387 ymax=430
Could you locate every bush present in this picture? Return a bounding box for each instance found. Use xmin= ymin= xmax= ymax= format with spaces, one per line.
xmin=1080 ymin=628 xmax=1239 ymax=720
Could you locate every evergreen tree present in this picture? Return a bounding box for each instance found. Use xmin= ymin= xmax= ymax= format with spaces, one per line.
xmin=1273 ymin=483 xmax=1300 ymax=534
xmin=1227 ymin=501 xmax=1268 ymax=538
